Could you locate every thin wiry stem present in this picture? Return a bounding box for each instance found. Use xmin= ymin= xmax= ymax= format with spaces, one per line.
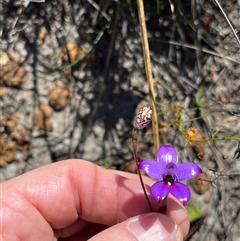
xmin=213 ymin=0 xmax=240 ymax=47
xmin=152 ymin=39 xmax=240 ymax=64
xmin=87 ymin=0 xmax=111 ymax=22
xmin=132 ymin=106 xmax=154 ymax=211
xmin=132 ymin=129 xmax=153 ymax=212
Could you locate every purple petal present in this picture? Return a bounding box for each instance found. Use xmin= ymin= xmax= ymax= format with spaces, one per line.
xmin=164 ymin=163 xmax=178 ymax=177
xmin=176 ymin=163 xmax=202 ymax=181
xmin=139 ymin=160 xmax=164 ymax=180
xmin=157 ymin=145 xmax=178 ymax=165
xmin=170 ymin=182 xmax=191 ymax=206
xmin=150 ymin=181 xmax=171 ymax=203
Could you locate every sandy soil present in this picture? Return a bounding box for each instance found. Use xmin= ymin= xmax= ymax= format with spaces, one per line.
xmin=1 ymin=1 xmax=240 ymax=240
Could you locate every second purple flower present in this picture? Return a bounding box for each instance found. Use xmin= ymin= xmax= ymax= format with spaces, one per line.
xmin=139 ymin=144 xmax=202 ymax=206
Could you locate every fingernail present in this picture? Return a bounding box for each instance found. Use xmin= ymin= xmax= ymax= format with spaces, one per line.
xmin=128 ymin=213 xmax=183 ymax=241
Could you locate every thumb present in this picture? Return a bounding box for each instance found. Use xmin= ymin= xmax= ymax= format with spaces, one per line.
xmin=88 ymin=213 xmax=183 ymax=241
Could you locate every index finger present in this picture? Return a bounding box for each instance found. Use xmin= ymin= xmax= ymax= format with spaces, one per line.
xmin=2 ymin=159 xmax=189 ymax=236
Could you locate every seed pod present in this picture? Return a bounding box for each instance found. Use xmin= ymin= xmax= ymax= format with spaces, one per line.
xmin=133 ymin=106 xmax=153 ymax=130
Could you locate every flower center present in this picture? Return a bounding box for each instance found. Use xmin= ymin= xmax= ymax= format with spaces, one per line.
xmin=163 ymin=162 xmax=177 ymax=186
xmin=163 ymin=174 xmax=175 ymax=186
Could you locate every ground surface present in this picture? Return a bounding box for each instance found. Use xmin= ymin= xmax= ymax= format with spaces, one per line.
xmin=1 ymin=0 xmax=240 ymax=240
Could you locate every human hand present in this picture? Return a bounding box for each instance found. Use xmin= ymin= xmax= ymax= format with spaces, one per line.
xmin=1 ymin=159 xmax=189 ymax=240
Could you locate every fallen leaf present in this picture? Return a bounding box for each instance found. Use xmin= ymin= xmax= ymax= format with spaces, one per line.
xmin=192 ymin=172 xmax=210 ymax=195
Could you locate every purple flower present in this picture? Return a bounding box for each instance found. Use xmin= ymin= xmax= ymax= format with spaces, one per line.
xmin=139 ymin=144 xmax=202 ymax=205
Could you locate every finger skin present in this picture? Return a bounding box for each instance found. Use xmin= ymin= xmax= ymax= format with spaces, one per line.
xmin=88 ymin=213 xmax=183 ymax=241
xmin=1 ymin=159 xmax=189 ymax=240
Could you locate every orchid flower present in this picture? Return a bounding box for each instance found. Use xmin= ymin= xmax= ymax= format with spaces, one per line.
xmin=139 ymin=144 xmax=202 ymax=205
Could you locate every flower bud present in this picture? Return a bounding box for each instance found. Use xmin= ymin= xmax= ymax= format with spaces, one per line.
xmin=133 ymin=106 xmax=153 ymax=130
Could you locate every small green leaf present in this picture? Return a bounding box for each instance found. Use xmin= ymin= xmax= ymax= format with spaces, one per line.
xmin=102 ymin=158 xmax=111 ymax=168
xmin=188 ymin=205 xmax=203 ymax=222
xmin=194 ymin=86 xmax=207 ymax=108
